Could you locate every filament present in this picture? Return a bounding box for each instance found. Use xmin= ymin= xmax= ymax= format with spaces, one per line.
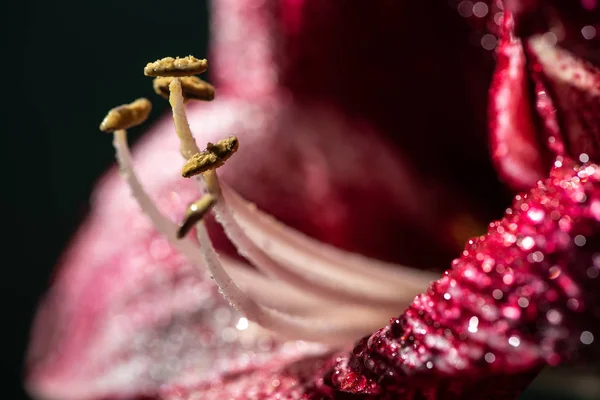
xmin=112 ymin=127 xmax=389 ymax=344
xmin=108 ymin=58 xmax=436 ymax=346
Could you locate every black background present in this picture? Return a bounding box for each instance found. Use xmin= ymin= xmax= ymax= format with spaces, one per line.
xmin=1 ymin=1 xmax=591 ymax=399
xmin=3 ymin=1 xmax=209 ymax=398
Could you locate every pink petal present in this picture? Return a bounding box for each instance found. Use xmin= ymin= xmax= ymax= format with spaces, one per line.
xmin=160 ymin=352 xmax=338 ymax=400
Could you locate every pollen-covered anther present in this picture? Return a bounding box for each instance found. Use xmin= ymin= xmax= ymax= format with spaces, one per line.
xmin=99 ymin=98 xmax=152 ymax=133
xmin=143 ymin=55 xmax=208 ymax=77
xmin=181 ymin=136 xmax=239 ymax=177
xmin=153 ymin=76 xmax=215 ymax=101
xmin=177 ymin=194 xmax=217 ymax=239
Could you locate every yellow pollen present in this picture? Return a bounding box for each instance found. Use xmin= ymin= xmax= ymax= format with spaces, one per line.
xmin=181 ymin=136 xmax=239 ymax=178
xmin=177 ymin=194 xmax=217 ymax=239
xmin=99 ymin=98 xmax=152 ymax=133
xmin=144 ymin=55 xmax=208 ymax=77
xmin=153 ymin=76 xmax=215 ymax=101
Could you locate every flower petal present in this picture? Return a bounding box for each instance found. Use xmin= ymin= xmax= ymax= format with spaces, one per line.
xmin=332 ymin=158 xmax=600 ymax=396
xmin=489 ymin=5 xmax=600 ymax=187
xmin=489 ymin=13 xmax=548 ymax=190
xmin=527 ymin=33 xmax=600 ymax=161
xmin=25 ymin=125 xmax=331 ymax=399
xmin=160 ymin=351 xmax=338 ymax=400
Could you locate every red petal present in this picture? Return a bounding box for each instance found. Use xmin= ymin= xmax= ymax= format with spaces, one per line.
xmin=489 ymin=5 xmax=600 ymax=187
xmin=527 ymin=34 xmax=600 ymax=161
xmin=213 ymin=0 xmax=511 ymax=260
xmin=489 ymin=13 xmax=548 ymax=190
xmin=332 ymin=158 xmax=600 ymax=396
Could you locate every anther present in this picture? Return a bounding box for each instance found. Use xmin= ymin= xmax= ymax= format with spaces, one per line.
xmin=153 ymin=76 xmax=215 ymax=101
xmin=177 ymin=194 xmax=217 ymax=239
xmin=144 ymin=56 xmax=208 ymax=77
xmin=99 ymin=98 xmax=152 ymax=133
xmin=181 ymin=136 xmax=239 ymax=178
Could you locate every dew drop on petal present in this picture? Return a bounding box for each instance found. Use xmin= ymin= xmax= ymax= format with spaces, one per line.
xmin=580 ymin=331 xmax=594 ymax=345
xmin=517 ymin=297 xmax=529 ymax=308
xmin=502 ymin=305 xmax=521 ymax=320
xmin=481 ymin=34 xmax=497 ymax=50
xmin=473 ymin=2 xmax=488 ymax=18
xmin=236 ymin=317 xmax=249 ymax=331
xmin=492 ymin=289 xmax=503 ymax=300
xmin=527 ymin=208 xmax=545 ymax=223
xmin=520 ymin=236 xmax=535 ymax=250
xmin=581 ymin=25 xmax=597 ymax=40
xmin=508 ymin=336 xmax=521 ymax=347
xmin=457 ymin=1 xmax=474 ymax=17
xmin=574 ymin=235 xmax=587 ymax=247
xmin=546 ymin=309 xmax=562 ymax=324
xmin=484 ymin=352 xmax=496 ymax=363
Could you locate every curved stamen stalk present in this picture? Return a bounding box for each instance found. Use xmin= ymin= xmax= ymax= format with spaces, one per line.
xmin=168 ymin=78 xmax=200 ymax=159
xmin=112 ymin=121 xmax=389 ymax=344
xmin=206 ymin=169 xmax=420 ymax=306
xmin=195 ymin=221 xmax=387 ymax=343
xmin=108 ymin=58 xmax=435 ymax=345
xmin=170 ymin=74 xmax=426 ymax=307
xmin=220 ymin=181 xmax=436 ymax=293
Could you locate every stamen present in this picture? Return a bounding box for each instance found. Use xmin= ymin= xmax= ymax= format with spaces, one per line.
xmin=220 ymin=182 xmax=435 ymax=293
xmin=181 ymin=137 xmax=239 ymax=178
xmin=153 ymin=76 xmax=215 ymax=101
xmin=213 ymin=180 xmax=432 ymax=306
xmin=99 ymin=98 xmax=152 ymax=133
xmin=160 ymin=61 xmax=424 ymax=307
xmin=112 ymin=55 xmax=423 ymax=344
xmin=111 ymin=125 xmax=377 ymax=342
xmin=194 ymin=221 xmax=389 ymax=344
xmin=177 ymin=194 xmax=217 ymax=239
xmin=168 ymin=78 xmax=201 ymax=159
xmin=144 ymin=55 xmax=208 ymax=77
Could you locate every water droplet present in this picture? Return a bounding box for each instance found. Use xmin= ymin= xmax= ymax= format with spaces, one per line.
xmin=236 ymin=317 xmax=249 ymax=330
xmin=580 ymin=331 xmax=594 ymax=345
xmin=502 ymin=305 xmax=521 ymax=320
xmin=527 ymin=208 xmax=545 ymax=223
xmin=517 ymin=297 xmax=530 ymax=308
xmin=473 ymin=2 xmax=488 ymax=17
xmin=587 ymin=266 xmax=599 ymax=279
xmin=581 ymin=25 xmax=597 ymax=40
xmin=468 ymin=316 xmax=479 ymax=333
xmin=579 ymin=153 xmax=590 ymax=163
xmin=508 ymin=336 xmax=521 ymax=347
xmin=457 ymin=1 xmax=474 ymax=17
xmin=520 ymin=236 xmax=535 ymax=250
xmin=546 ymin=309 xmax=562 ymax=324
xmin=481 ymin=34 xmax=497 ymax=50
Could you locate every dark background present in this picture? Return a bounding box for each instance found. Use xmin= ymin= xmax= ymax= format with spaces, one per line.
xmin=4 ymin=1 xmax=209 ymax=398
xmin=1 ymin=1 xmax=593 ymax=399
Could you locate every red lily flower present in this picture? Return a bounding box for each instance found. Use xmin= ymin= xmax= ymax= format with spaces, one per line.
xmin=26 ymin=1 xmax=600 ymax=400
